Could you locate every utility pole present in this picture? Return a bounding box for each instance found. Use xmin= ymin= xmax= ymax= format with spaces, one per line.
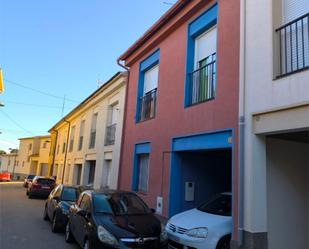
xmin=61 ymin=95 xmax=66 ymax=117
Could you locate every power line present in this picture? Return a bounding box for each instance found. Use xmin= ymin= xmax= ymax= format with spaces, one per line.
xmin=0 ymin=109 xmax=35 ymax=136
xmin=0 ymin=128 xmax=47 ymax=134
xmin=4 ymin=78 xmax=81 ymax=103
xmin=3 ymin=100 xmax=74 ymax=109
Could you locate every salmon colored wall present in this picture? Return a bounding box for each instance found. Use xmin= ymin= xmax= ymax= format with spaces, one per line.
xmin=118 ymin=0 xmax=240 ymax=240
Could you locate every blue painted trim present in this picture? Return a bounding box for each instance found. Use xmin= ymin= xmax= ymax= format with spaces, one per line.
xmin=131 ymin=142 xmax=151 ymax=191
xmin=168 ymin=128 xmax=233 ymax=217
xmin=184 ymin=4 xmax=218 ymax=107
xmin=135 ymin=49 xmax=160 ymax=123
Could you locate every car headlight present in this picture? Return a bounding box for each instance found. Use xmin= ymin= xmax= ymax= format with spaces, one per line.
xmin=97 ymin=225 xmax=119 ymax=247
xmin=160 ymin=223 xmax=168 ymax=242
xmin=185 ymin=227 xmax=208 ymax=238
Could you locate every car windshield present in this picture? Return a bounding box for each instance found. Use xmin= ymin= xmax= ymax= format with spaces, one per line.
xmin=27 ymin=175 xmax=35 ymax=180
xmin=62 ymin=187 xmax=77 ymax=202
xmin=37 ymin=178 xmax=55 ymax=185
xmin=197 ymin=194 xmax=231 ymax=216
xmin=93 ymin=193 xmax=151 ymax=216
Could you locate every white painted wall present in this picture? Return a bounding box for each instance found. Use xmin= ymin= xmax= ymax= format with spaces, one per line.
xmin=52 ymin=73 xmax=126 ymax=189
xmin=266 ymin=138 xmax=308 ymax=249
xmin=242 ymin=0 xmax=309 ymax=234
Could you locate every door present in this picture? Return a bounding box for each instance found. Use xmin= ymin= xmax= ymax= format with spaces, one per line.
xmin=47 ymin=185 xmax=61 ymax=219
xmin=74 ymin=194 xmax=92 ymax=247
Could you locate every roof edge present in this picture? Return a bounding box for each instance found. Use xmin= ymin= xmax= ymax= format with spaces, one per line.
xmin=118 ymin=0 xmax=191 ymax=62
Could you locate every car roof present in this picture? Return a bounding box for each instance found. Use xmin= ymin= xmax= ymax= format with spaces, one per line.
xmin=82 ymin=189 xmax=135 ymax=196
xmin=34 ymin=176 xmax=55 ymax=180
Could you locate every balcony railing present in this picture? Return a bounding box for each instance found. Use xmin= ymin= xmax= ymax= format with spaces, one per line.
xmin=276 ymin=13 xmax=309 ymax=77
xmin=104 ymin=124 xmax=116 ymax=146
xmin=138 ymin=89 xmax=157 ymax=122
xmin=188 ymin=60 xmax=216 ymax=106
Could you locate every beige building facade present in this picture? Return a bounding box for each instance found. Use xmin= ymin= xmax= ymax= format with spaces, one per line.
xmin=14 ymin=136 xmax=51 ymax=180
xmin=49 ymin=72 xmax=126 ymax=190
xmin=238 ymin=0 xmax=309 ymax=248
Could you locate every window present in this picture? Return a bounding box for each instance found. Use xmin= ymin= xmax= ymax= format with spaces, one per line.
xmin=8 ymin=160 xmax=10 ymax=166
xmin=78 ymin=120 xmax=85 ymax=151
xmin=102 ymin=160 xmax=111 ymax=188
xmin=62 ymin=140 xmax=66 ymax=154
xmin=29 ymin=143 xmax=32 ymax=151
xmin=88 ymin=161 xmax=96 ymax=184
xmin=61 ymin=187 xmax=78 ymax=202
xmin=69 ymin=126 xmax=75 ymax=152
xmin=105 ymin=104 xmax=118 ymax=146
xmin=185 ymin=4 xmax=218 ymax=107
xmin=276 ymin=0 xmax=309 ymax=77
xmin=42 ymin=142 xmax=47 ymax=149
xmin=132 ymin=142 xmax=151 ymax=193
xmin=57 ymin=144 xmax=60 ymax=155
xmin=89 ymin=113 xmax=98 ymax=149
xmin=22 ymin=161 xmax=24 ymax=167
xmin=136 ymin=50 xmax=160 ymax=122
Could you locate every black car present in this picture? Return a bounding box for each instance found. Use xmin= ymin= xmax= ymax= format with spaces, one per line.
xmin=44 ymin=184 xmax=89 ymax=232
xmin=23 ymin=174 xmax=36 ymax=188
xmin=27 ymin=176 xmax=56 ymax=198
xmin=65 ymin=190 xmax=168 ymax=249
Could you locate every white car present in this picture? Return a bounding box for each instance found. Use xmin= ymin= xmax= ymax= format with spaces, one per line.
xmin=166 ymin=193 xmax=232 ymax=249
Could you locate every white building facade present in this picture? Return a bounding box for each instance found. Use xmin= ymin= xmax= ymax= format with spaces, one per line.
xmin=239 ymin=0 xmax=309 ymax=248
xmin=49 ymin=72 xmax=126 ymax=190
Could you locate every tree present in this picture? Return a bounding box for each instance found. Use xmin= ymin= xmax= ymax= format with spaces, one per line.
xmin=9 ymin=149 xmax=18 ymax=154
xmin=0 ymin=150 xmax=6 ymax=155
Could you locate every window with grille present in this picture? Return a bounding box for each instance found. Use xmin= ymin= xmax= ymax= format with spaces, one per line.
xmin=89 ymin=114 xmax=98 ymax=149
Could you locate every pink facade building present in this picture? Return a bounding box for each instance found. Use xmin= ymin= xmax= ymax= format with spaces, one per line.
xmin=118 ymin=0 xmax=240 ymax=244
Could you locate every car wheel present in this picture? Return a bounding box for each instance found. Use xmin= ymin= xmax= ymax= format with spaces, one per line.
xmin=26 ymin=190 xmax=29 ymax=196
xmin=65 ymin=221 xmax=74 ymax=243
xmin=28 ymin=192 xmax=33 ymax=199
xmin=51 ymin=213 xmax=60 ymax=233
xmin=43 ymin=206 xmax=49 ymax=221
xmin=84 ymin=239 xmax=90 ymax=249
xmin=216 ymin=235 xmax=231 ymax=249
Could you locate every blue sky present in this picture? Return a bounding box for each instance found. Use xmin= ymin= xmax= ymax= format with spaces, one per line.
xmin=0 ymin=0 xmax=173 ymax=152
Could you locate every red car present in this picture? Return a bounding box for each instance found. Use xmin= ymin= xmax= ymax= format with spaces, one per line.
xmin=27 ymin=176 xmax=55 ymax=199
xmin=0 ymin=173 xmax=11 ymax=182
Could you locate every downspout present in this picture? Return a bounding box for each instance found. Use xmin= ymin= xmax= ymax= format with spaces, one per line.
xmin=61 ymin=119 xmax=71 ymax=184
xmin=238 ymin=0 xmax=246 ymax=246
xmin=50 ymin=129 xmax=58 ymax=177
xmin=12 ymin=154 xmax=17 ymax=180
xmin=116 ymin=58 xmax=130 ymax=190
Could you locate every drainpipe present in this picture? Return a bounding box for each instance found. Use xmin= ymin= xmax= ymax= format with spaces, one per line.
xmin=49 ymin=129 xmax=58 ymax=177
xmin=12 ymin=154 xmax=17 ymax=181
xmin=61 ymin=119 xmax=71 ymax=184
xmin=238 ymin=0 xmax=246 ymax=246
xmin=116 ymin=59 xmax=130 ymax=190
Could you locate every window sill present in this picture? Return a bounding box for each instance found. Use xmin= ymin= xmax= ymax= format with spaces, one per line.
xmin=136 ymin=116 xmax=156 ymax=124
xmin=186 ymin=97 xmax=215 ymax=108
xmin=274 ymin=66 xmax=309 ymax=80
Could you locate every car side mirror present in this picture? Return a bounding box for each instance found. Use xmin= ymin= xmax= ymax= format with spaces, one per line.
xmin=77 ymin=209 xmax=87 ymax=217
xmin=53 ymin=196 xmax=60 ymax=202
xmin=150 ymin=208 xmax=156 ymax=214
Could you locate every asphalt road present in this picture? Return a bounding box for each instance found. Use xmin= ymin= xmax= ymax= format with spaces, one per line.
xmin=0 ymin=182 xmax=79 ymax=249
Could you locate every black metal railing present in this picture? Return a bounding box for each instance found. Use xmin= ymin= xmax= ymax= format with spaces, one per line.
xmin=138 ymin=89 xmax=157 ymax=122
xmin=188 ymin=60 xmax=216 ymax=106
xmin=104 ymin=124 xmax=116 ymax=146
xmin=276 ymin=13 xmax=309 ymax=77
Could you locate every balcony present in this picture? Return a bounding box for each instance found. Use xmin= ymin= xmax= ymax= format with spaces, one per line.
xmin=188 ymin=60 xmax=216 ymax=106
xmin=104 ymin=124 xmax=116 ymax=146
xmin=276 ymin=13 xmax=309 ymax=78
xmin=138 ymin=89 xmax=157 ymax=122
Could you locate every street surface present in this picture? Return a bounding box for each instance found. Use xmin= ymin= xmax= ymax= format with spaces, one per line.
xmin=0 ymin=182 xmax=79 ymax=249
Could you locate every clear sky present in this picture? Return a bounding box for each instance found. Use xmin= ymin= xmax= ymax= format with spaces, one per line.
xmin=0 ymin=0 xmax=173 ymax=152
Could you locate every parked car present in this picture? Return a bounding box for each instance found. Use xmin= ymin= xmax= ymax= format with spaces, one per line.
xmin=43 ymin=184 xmax=92 ymax=232
xmin=65 ymin=190 xmax=168 ymax=249
xmin=23 ymin=174 xmax=36 ymax=188
xmin=166 ymin=193 xmax=232 ymax=249
xmin=0 ymin=172 xmax=11 ymax=182
xmin=26 ymin=176 xmax=56 ymax=199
